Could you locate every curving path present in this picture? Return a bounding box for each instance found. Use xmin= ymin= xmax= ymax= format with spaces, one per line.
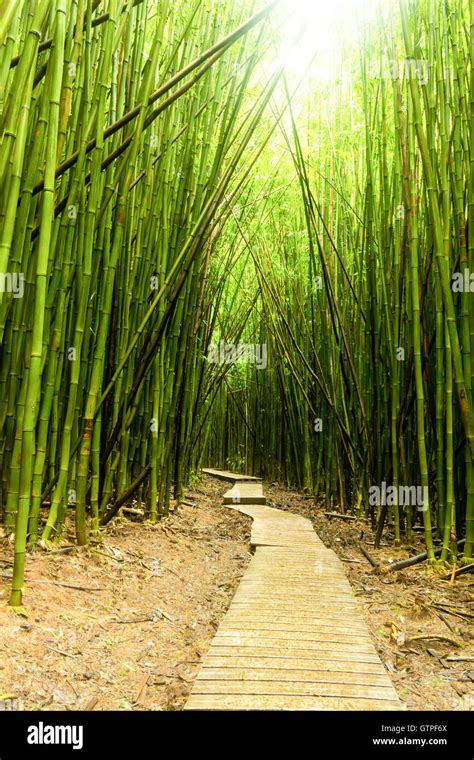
xmin=185 ymin=472 xmax=400 ymax=710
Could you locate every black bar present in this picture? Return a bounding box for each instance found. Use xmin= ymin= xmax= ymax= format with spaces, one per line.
xmin=0 ymin=710 xmax=468 ymax=757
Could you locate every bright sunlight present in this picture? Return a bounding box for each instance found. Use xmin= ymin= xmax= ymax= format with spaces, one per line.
xmin=277 ymin=0 xmax=386 ymax=79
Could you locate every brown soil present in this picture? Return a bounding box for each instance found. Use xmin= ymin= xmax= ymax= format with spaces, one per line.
xmin=0 ymin=477 xmax=251 ymax=711
xmin=1 ymin=475 xmax=472 ymax=712
xmin=265 ymin=483 xmax=474 ymax=712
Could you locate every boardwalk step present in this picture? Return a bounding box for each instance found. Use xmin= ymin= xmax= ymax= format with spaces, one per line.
xmin=223 ymin=482 xmax=266 ymax=505
xmin=203 ymin=468 xmax=261 ymax=482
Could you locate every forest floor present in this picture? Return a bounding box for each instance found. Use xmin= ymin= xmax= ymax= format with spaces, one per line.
xmin=266 ymin=483 xmax=474 ymax=712
xmin=0 ymin=478 xmax=251 ymax=710
xmin=0 ymin=475 xmax=472 ymax=711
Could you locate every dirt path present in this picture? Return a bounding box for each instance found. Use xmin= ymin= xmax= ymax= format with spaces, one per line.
xmin=0 ymin=478 xmax=251 ymax=711
xmin=1 ymin=475 xmax=472 ymax=712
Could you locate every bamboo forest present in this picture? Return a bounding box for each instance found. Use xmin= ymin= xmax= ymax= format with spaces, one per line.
xmin=0 ymin=0 xmax=473 ymax=723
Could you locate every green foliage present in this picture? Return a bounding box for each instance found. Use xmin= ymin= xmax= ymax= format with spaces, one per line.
xmin=205 ymin=0 xmax=474 ymax=563
xmin=0 ymin=0 xmax=279 ymax=605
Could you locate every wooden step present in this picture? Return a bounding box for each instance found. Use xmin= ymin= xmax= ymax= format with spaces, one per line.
xmin=203 ymin=468 xmax=261 ymax=482
xmin=223 ymin=482 xmax=266 ymax=505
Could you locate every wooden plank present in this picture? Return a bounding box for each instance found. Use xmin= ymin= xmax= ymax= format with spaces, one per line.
xmin=251 ymin=544 xmax=322 ymax=549
xmin=242 ymin=569 xmax=353 ymax=577
xmin=254 ymin=576 xmax=349 ymax=582
xmin=239 ymin=566 xmax=347 ymax=575
xmin=223 ymin=614 xmax=368 ymax=629
xmin=184 ymin=694 xmax=398 ymax=710
xmin=230 ymin=588 xmax=357 ymax=598
xmin=251 ymin=526 xmax=317 ymax=532
xmin=218 ymin=622 xmax=371 ymax=637
xmin=256 ymin=546 xmax=329 ymax=553
xmin=242 ymin=557 xmax=344 ymax=566
xmin=246 ymin=558 xmax=342 ymax=564
xmin=226 ymin=603 xmax=370 ymax=616
xmin=229 ymin=601 xmax=360 ymax=626
xmin=252 ymin=531 xmax=319 ymax=538
xmin=230 ymin=605 xmax=361 ymax=614
xmin=252 ymin=523 xmax=315 ymax=528
xmin=228 ymin=607 xmax=363 ymax=619
xmin=248 ymin=564 xmax=336 ymax=569
xmin=234 ymin=592 xmax=358 ymax=602
xmin=235 ymin=580 xmax=355 ymax=592
xmin=251 ymin=529 xmax=317 ymax=535
xmin=230 ymin=598 xmax=360 ymax=610
xmin=250 ymin=528 xmax=319 ymax=535
xmin=191 ymin=680 xmax=399 ymax=701
xmin=247 ymin=561 xmax=336 ymax=566
xmin=240 ymin=566 xmax=348 ymax=574
xmin=236 ymin=583 xmax=356 ymax=592
xmin=212 ymin=636 xmax=378 ymax=652
xmin=207 ymin=645 xmax=381 ymax=663
xmin=232 ymin=593 xmax=358 ymax=604
xmin=251 ymin=538 xmax=321 ymax=544
xmin=203 ymin=468 xmax=261 ymax=482
xmin=251 ymin=541 xmax=321 ymax=548
xmin=237 ymin=580 xmax=357 ymax=590
xmin=221 ymin=612 xmax=367 ymax=634
xmin=197 ymin=667 xmax=393 ymax=687
xmin=240 ymin=576 xmax=352 ymax=583
xmin=229 ymin=600 xmax=361 ymax=623
xmin=246 ymin=561 xmax=343 ymax=567
xmin=247 ymin=556 xmax=344 ymax=564
xmin=256 ymin=548 xmax=334 ymax=560
xmin=204 ymin=656 xmax=387 ymax=673
xmin=229 ymin=604 xmax=361 ymax=615
xmin=251 ymin=516 xmax=312 ymax=522
xmin=251 ymin=523 xmax=315 ymax=530
xmin=242 ymin=573 xmax=348 ymax=578
xmin=250 ymin=532 xmax=319 ymax=537
xmin=252 ymin=547 xmax=334 ymax=554
xmin=241 ymin=576 xmax=348 ymax=582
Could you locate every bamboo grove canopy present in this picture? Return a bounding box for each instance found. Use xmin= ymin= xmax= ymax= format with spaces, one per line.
xmin=0 ymin=0 xmax=473 ymax=607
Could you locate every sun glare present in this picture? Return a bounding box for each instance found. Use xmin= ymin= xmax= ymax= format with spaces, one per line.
xmin=277 ymin=0 xmax=382 ymax=80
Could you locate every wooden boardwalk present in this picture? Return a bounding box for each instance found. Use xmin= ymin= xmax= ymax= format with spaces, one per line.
xmin=202 ymin=468 xmax=262 ymax=483
xmin=185 ymin=472 xmax=400 ymax=710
